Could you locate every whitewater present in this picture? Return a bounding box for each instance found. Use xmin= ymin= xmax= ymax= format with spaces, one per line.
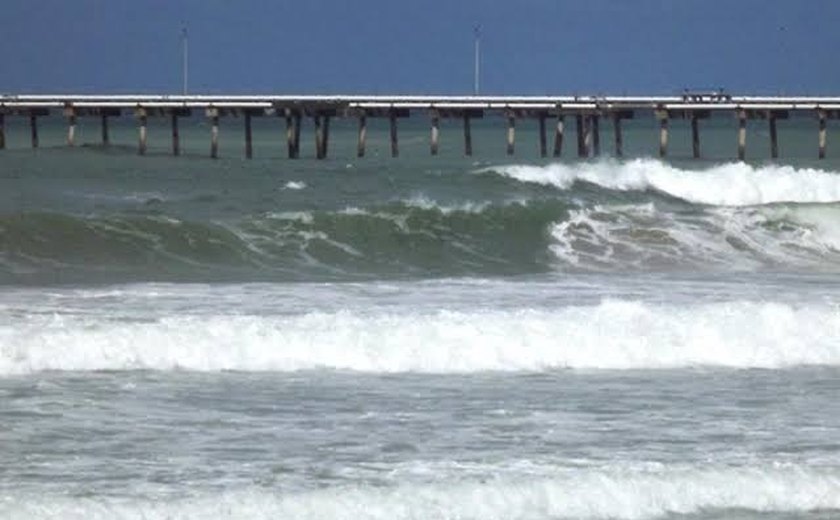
xmin=3 ymin=119 xmax=840 ymax=519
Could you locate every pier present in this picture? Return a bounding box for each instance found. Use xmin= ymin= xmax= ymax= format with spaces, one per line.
xmin=1 ymin=94 xmax=839 ymax=159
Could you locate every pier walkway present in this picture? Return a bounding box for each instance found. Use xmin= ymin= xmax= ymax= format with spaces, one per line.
xmin=1 ymin=94 xmax=839 ymax=160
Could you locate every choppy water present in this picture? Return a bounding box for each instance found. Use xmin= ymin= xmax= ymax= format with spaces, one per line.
xmin=2 ymin=115 xmax=840 ymax=519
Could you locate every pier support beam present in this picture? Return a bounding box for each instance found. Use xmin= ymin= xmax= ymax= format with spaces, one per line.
xmin=171 ymin=113 xmax=180 ymax=156
xmin=430 ymin=110 xmax=440 ymax=156
xmin=101 ymin=114 xmax=110 ymax=146
xmin=357 ymin=114 xmax=367 ymax=158
xmin=207 ymin=108 xmax=220 ymax=159
xmin=553 ymin=115 xmax=564 ymax=157
xmin=613 ymin=114 xmax=623 ymax=157
xmin=769 ymin=114 xmax=779 ymax=159
xmin=389 ymin=110 xmax=399 ymax=158
xmin=575 ymin=114 xmax=585 ymax=157
xmin=30 ymin=114 xmax=39 ymax=148
xmin=656 ymin=110 xmax=668 ymax=158
xmin=506 ymin=112 xmax=516 ymax=155
xmin=737 ymin=110 xmax=747 ymax=161
xmin=818 ymin=110 xmax=827 ymax=160
xmin=691 ymin=115 xmax=700 ymax=159
xmin=591 ymin=115 xmax=601 ymax=157
xmin=65 ymin=108 xmax=76 ymax=147
xmin=538 ymin=113 xmax=547 ymax=157
xmin=463 ymin=113 xmax=473 ymax=156
xmin=136 ymin=108 xmax=148 ymax=156
xmin=244 ymin=112 xmax=253 ymax=159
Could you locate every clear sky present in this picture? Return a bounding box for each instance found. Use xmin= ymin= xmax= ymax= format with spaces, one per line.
xmin=1 ymin=0 xmax=837 ymax=95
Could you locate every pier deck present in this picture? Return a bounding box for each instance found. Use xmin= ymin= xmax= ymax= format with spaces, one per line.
xmin=1 ymin=94 xmax=838 ymax=159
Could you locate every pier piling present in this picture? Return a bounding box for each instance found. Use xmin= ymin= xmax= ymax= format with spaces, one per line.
xmin=357 ymin=114 xmax=367 ymax=158
xmin=737 ymin=110 xmax=747 ymax=161
xmin=575 ymin=114 xmax=585 ymax=157
xmin=463 ymin=113 xmax=473 ymax=156
xmin=506 ymin=112 xmax=516 ymax=155
xmin=101 ymin=115 xmax=109 ymax=146
xmin=314 ymin=115 xmax=324 ymax=159
xmin=591 ymin=115 xmax=601 ymax=157
xmin=244 ymin=112 xmax=253 ymax=159
xmin=430 ymin=110 xmax=440 ymax=156
xmin=553 ymin=115 xmax=564 ymax=157
xmin=0 ymin=114 xmax=5 ymax=150
xmin=769 ymin=114 xmax=778 ymax=159
xmin=389 ymin=110 xmax=399 ymax=158
xmin=207 ymin=108 xmax=220 ymax=159
xmin=691 ymin=115 xmax=700 ymax=159
xmin=655 ymin=110 xmax=668 ymax=158
xmin=137 ymin=108 xmax=148 ymax=156
xmin=613 ymin=114 xmax=623 ymax=157
xmin=818 ymin=110 xmax=827 ymax=159
xmin=171 ymin=113 xmax=180 ymax=156
xmin=65 ymin=108 xmax=76 ymax=147
xmin=30 ymin=114 xmax=38 ymax=148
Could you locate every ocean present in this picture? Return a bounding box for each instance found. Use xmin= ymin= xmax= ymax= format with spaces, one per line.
xmin=2 ymin=113 xmax=840 ymax=519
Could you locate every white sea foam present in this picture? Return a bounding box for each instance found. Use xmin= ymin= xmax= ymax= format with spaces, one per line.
xmin=282 ymin=180 xmax=307 ymax=190
xmin=3 ymin=465 xmax=839 ymax=519
xmin=2 ymin=300 xmax=839 ymax=374
xmin=486 ymin=159 xmax=840 ymax=206
xmin=549 ymin=203 xmax=840 ymax=270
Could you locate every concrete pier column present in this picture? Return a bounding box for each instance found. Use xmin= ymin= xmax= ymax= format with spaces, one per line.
xmin=576 ymin=114 xmax=585 ymax=157
xmin=656 ymin=110 xmax=668 ymax=158
xmin=207 ymin=108 xmax=220 ymax=159
xmin=171 ymin=113 xmax=180 ymax=156
xmin=293 ymin=112 xmax=302 ymax=158
xmin=314 ymin=115 xmax=324 ymax=159
xmin=769 ymin=114 xmax=779 ymax=159
xmin=30 ymin=114 xmax=39 ymax=148
xmin=430 ymin=110 xmax=440 ymax=156
xmin=737 ymin=110 xmax=747 ymax=161
xmin=137 ymin=108 xmax=148 ymax=156
xmin=0 ymin=114 xmax=5 ymax=150
xmin=101 ymin=115 xmax=110 ymax=146
xmin=583 ymin=116 xmax=593 ymax=157
xmin=357 ymin=114 xmax=367 ymax=158
xmin=244 ymin=112 xmax=253 ymax=159
xmin=538 ymin=113 xmax=547 ymax=158
xmin=553 ymin=115 xmax=564 ymax=157
xmin=65 ymin=109 xmax=77 ymax=147
xmin=323 ymin=116 xmax=331 ymax=158
xmin=691 ymin=115 xmax=700 ymax=159
xmin=591 ymin=115 xmax=601 ymax=156
xmin=506 ymin=113 xmax=516 ymax=155
xmin=463 ymin=113 xmax=473 ymax=156
xmin=613 ymin=115 xmax=623 ymax=157
xmin=285 ymin=112 xmax=297 ymax=159
xmin=818 ymin=110 xmax=827 ymax=160
xmin=389 ymin=110 xmax=399 ymax=158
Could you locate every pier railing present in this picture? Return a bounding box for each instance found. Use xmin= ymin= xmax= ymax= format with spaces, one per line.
xmin=1 ymin=94 xmax=838 ymax=159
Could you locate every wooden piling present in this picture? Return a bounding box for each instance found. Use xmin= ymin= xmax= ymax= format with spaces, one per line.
xmin=389 ymin=110 xmax=399 ymax=158
xmin=207 ymin=108 xmax=220 ymax=159
xmin=575 ymin=114 xmax=585 ymax=157
xmin=613 ymin=114 xmax=623 ymax=157
xmin=171 ymin=113 xmax=180 ymax=156
xmin=285 ymin=112 xmax=297 ymax=159
xmin=553 ymin=115 xmax=564 ymax=157
xmin=30 ymin=114 xmax=38 ymax=148
xmin=323 ymin=115 xmax=331 ymax=158
xmin=0 ymin=114 xmax=5 ymax=150
xmin=538 ymin=113 xmax=547 ymax=158
xmin=314 ymin=115 xmax=324 ymax=159
xmin=463 ymin=113 xmax=473 ymax=156
xmin=101 ymin=114 xmax=109 ymax=146
xmin=656 ymin=110 xmax=668 ymax=158
xmin=293 ymin=112 xmax=301 ymax=158
xmin=244 ymin=112 xmax=253 ymax=159
xmin=691 ymin=115 xmax=700 ymax=159
xmin=591 ymin=115 xmax=601 ymax=156
xmin=818 ymin=110 xmax=827 ymax=160
xmin=769 ymin=114 xmax=778 ymax=159
xmin=357 ymin=114 xmax=367 ymax=158
xmin=137 ymin=108 xmax=148 ymax=156
xmin=67 ymin=112 xmax=77 ymax=147
xmin=737 ymin=110 xmax=747 ymax=161
xmin=430 ymin=110 xmax=440 ymax=156
xmin=506 ymin=113 xmax=515 ymax=155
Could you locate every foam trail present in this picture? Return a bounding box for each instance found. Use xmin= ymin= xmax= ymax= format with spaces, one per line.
xmin=3 ymin=465 xmax=839 ymax=519
xmin=486 ymin=159 xmax=840 ymax=206
xmin=3 ymin=300 xmax=840 ymax=374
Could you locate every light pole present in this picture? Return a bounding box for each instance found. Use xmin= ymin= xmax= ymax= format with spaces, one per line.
xmin=181 ymin=22 xmax=189 ymax=95
xmin=473 ymin=24 xmax=481 ymax=96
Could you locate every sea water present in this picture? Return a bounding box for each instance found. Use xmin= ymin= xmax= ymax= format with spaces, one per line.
xmin=1 ymin=115 xmax=840 ymax=519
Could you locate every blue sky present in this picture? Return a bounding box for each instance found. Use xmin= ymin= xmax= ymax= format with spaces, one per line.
xmin=1 ymin=0 xmax=837 ymax=95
